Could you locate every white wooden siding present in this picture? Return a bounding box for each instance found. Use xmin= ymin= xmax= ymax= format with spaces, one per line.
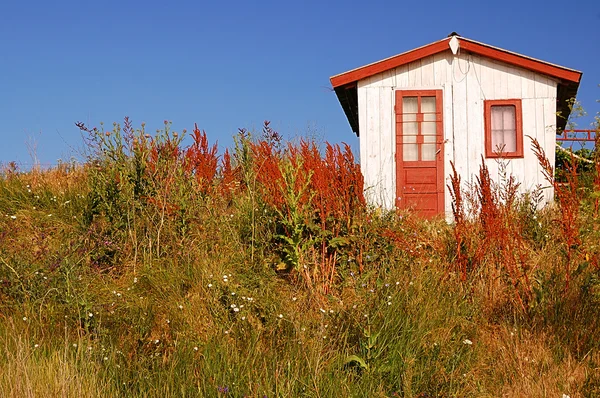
xmin=357 ymin=50 xmax=557 ymax=217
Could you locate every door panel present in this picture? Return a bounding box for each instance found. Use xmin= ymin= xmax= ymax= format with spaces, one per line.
xmin=395 ymin=90 xmax=444 ymax=218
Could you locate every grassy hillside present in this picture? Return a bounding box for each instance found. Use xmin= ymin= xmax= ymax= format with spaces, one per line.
xmin=1 ymin=119 xmax=599 ymax=397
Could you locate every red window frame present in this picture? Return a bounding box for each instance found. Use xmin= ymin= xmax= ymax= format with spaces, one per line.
xmin=484 ymin=99 xmax=523 ymax=158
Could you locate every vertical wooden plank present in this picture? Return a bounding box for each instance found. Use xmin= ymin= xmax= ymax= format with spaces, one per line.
xmin=420 ymin=55 xmax=435 ymax=87
xmin=442 ymin=83 xmax=454 ymax=218
xmin=365 ymin=87 xmax=381 ymax=206
xmin=478 ymin=57 xmax=493 ymax=101
xmin=521 ymin=98 xmax=538 ymax=191
xmin=469 ymin=54 xmax=483 ymax=100
xmin=492 ymin=61 xmax=509 ymax=99
xmin=379 ymin=86 xmax=394 ymax=207
xmin=433 ymin=52 xmax=450 ymax=86
xmin=357 ymin=83 xmax=370 ymax=203
xmin=520 ymin=69 xmax=535 ymax=99
xmin=408 ymin=59 xmax=422 ymax=87
xmin=450 ymin=55 xmax=469 ymax=186
xmin=543 ymin=96 xmax=557 ymax=204
xmin=534 ymin=74 xmax=550 ymax=98
xmin=379 ymin=69 xmax=394 ymax=88
xmin=533 ymin=96 xmax=550 ymax=202
xmin=379 ymin=68 xmax=395 ymax=205
xmin=506 ymin=65 xmax=522 ymax=98
xmin=395 ymin=65 xmax=409 ymax=88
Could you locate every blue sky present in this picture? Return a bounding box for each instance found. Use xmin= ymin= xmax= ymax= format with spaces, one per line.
xmin=1 ymin=0 xmax=599 ymax=167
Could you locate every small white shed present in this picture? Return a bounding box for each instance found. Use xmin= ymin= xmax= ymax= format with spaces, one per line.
xmin=330 ymin=34 xmax=582 ymax=218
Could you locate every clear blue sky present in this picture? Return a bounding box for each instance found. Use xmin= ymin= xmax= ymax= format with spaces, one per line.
xmin=1 ymin=0 xmax=599 ymax=167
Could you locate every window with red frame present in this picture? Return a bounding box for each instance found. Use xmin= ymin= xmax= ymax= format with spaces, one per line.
xmin=484 ymin=99 xmax=523 ymax=158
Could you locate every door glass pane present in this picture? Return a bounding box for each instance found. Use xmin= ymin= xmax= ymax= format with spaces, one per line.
xmin=403 ymin=144 xmax=418 ymax=161
xmin=421 ymin=97 xmax=436 ymax=113
xmin=402 ymin=135 xmax=419 ymax=161
xmin=422 ymin=144 xmax=436 ymax=161
xmin=423 ymin=135 xmax=436 ymax=143
xmin=403 ymin=113 xmax=417 ymax=135
xmin=404 ymin=123 xmax=418 ymax=135
xmin=422 ymin=121 xmax=436 ymax=135
xmin=403 ymin=97 xmax=418 ymax=113
xmin=423 ymin=113 xmax=437 ymax=122
xmin=403 ymin=135 xmax=418 ymax=161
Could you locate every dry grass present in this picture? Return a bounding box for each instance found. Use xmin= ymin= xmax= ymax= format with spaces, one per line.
xmin=0 ymin=321 xmax=115 ymax=398
xmin=478 ymin=325 xmax=589 ymax=397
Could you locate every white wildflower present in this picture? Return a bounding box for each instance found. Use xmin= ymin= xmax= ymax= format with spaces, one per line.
xmin=462 ymin=339 xmax=473 ymax=345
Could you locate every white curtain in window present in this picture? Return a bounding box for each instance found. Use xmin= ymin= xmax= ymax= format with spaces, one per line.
xmin=491 ymin=105 xmax=516 ymax=153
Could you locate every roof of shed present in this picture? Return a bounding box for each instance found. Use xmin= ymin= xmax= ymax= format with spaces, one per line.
xmin=330 ymin=34 xmax=582 ymax=135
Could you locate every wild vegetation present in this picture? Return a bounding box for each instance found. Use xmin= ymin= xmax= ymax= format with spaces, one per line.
xmin=0 ymin=117 xmax=599 ymax=397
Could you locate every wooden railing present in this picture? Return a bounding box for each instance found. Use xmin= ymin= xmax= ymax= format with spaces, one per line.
xmin=556 ymin=129 xmax=598 ymax=142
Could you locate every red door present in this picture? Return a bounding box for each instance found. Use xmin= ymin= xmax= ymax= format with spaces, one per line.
xmin=395 ymin=90 xmax=444 ymax=218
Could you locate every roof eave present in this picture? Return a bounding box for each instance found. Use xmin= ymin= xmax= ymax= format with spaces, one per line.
xmin=330 ymin=37 xmax=451 ymax=88
xmin=331 ymin=35 xmax=582 ymax=136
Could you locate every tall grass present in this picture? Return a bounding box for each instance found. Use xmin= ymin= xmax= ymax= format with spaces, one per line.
xmin=0 ymin=118 xmax=599 ymax=396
